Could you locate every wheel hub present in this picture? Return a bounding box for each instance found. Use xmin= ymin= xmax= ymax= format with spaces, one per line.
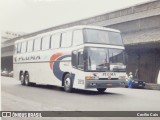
xmin=20 ymin=75 xmax=24 ymax=82
xmin=65 ymin=78 xmax=70 ymax=87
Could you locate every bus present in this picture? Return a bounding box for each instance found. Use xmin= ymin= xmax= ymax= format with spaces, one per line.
xmin=13 ymin=25 xmax=127 ymax=93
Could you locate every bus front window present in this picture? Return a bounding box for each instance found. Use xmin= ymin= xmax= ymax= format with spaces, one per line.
xmin=84 ymin=29 xmax=123 ymax=46
xmin=109 ymin=49 xmax=126 ymax=72
xmin=85 ymin=47 xmax=109 ymax=72
xmin=85 ymin=47 xmax=126 ymax=72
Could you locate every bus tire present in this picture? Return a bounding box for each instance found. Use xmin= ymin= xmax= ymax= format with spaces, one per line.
xmin=64 ymin=74 xmax=73 ymax=92
xmin=24 ymin=72 xmax=30 ymax=86
xmin=20 ymin=72 xmax=25 ymax=85
xmin=97 ymin=88 xmax=107 ymax=93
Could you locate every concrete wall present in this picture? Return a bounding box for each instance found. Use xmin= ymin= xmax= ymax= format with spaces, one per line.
xmin=107 ymin=16 xmax=160 ymax=34
xmin=126 ymin=47 xmax=160 ymax=83
xmin=1 ymin=56 xmax=13 ymax=71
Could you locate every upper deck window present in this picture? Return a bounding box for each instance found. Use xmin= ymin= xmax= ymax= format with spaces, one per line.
xmin=27 ymin=40 xmax=34 ymax=52
xmin=14 ymin=44 xmax=17 ymax=54
xmin=42 ymin=35 xmax=50 ymax=50
xmin=73 ymin=30 xmax=84 ymax=46
xmin=84 ymin=29 xmax=123 ymax=46
xmin=21 ymin=42 xmax=27 ymax=53
xmin=17 ymin=43 xmax=22 ymax=53
xmin=51 ymin=33 xmax=61 ymax=49
xmin=61 ymin=31 xmax=72 ymax=48
xmin=34 ymin=37 xmax=42 ymax=51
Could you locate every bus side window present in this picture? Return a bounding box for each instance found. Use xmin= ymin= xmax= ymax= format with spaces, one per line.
xmin=61 ymin=31 xmax=72 ymax=48
xmin=42 ymin=35 xmax=50 ymax=50
xmin=51 ymin=33 xmax=61 ymax=49
xmin=17 ymin=42 xmax=22 ymax=53
xmin=73 ymin=30 xmax=83 ymax=46
xmin=72 ymin=50 xmax=77 ymax=68
xmin=21 ymin=42 xmax=27 ymax=53
xmin=15 ymin=44 xmax=17 ymax=54
xmin=27 ymin=40 xmax=34 ymax=52
xmin=78 ymin=51 xmax=84 ymax=70
xmin=34 ymin=37 xmax=42 ymax=51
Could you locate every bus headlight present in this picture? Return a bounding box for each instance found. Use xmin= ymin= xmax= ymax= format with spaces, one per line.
xmin=85 ymin=76 xmax=99 ymax=80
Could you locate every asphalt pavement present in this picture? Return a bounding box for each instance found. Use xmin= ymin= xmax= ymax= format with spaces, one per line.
xmin=1 ymin=76 xmax=160 ymax=120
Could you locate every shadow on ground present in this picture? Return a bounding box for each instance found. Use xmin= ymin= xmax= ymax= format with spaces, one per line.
xmin=22 ymin=83 xmax=123 ymax=96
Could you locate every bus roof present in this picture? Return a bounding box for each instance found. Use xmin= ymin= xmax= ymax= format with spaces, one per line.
xmin=15 ymin=25 xmax=120 ymax=44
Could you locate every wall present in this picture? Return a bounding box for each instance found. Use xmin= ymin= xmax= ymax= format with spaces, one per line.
xmin=126 ymin=47 xmax=160 ymax=83
xmin=1 ymin=56 xmax=13 ymax=71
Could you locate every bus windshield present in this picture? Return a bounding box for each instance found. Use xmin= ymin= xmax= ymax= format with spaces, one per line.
xmin=84 ymin=29 xmax=123 ymax=46
xmin=84 ymin=47 xmax=126 ymax=72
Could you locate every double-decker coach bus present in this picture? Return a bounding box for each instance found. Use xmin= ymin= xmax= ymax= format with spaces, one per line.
xmin=14 ymin=25 xmax=127 ymax=93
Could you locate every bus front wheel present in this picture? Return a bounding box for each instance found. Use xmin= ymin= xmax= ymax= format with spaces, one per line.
xmin=97 ymin=88 xmax=107 ymax=93
xmin=64 ymin=74 xmax=73 ymax=92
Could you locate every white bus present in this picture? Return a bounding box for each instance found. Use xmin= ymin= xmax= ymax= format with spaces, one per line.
xmin=14 ymin=25 xmax=127 ymax=93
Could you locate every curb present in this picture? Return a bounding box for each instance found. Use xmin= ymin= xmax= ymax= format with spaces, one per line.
xmin=144 ymin=83 xmax=160 ymax=90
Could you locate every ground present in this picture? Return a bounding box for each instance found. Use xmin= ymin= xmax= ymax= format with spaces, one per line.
xmin=1 ymin=76 xmax=160 ymax=120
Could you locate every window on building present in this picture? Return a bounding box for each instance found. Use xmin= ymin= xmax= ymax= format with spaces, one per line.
xmin=73 ymin=30 xmax=83 ymax=46
xmin=51 ymin=33 xmax=61 ymax=49
xmin=61 ymin=31 xmax=72 ymax=48
xmin=42 ymin=35 xmax=50 ymax=50
xmin=21 ymin=42 xmax=27 ymax=53
xmin=34 ymin=37 xmax=42 ymax=51
xmin=27 ymin=40 xmax=34 ymax=52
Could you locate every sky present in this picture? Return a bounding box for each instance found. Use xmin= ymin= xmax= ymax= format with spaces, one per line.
xmin=0 ymin=0 xmax=151 ymax=33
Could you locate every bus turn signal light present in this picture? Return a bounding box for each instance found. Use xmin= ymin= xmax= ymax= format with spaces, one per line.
xmin=85 ymin=76 xmax=92 ymax=80
xmin=85 ymin=76 xmax=99 ymax=80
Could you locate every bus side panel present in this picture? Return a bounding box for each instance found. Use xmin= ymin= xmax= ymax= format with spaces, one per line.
xmin=14 ymin=61 xmax=64 ymax=86
xmin=70 ymin=68 xmax=86 ymax=89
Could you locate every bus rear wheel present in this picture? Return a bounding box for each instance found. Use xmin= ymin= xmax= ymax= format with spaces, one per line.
xmin=20 ymin=73 xmax=25 ymax=85
xmin=64 ymin=74 xmax=73 ymax=92
xmin=24 ymin=72 xmax=30 ymax=86
xmin=97 ymin=88 xmax=107 ymax=93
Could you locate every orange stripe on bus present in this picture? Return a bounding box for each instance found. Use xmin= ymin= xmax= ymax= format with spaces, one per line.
xmin=50 ymin=53 xmax=64 ymax=69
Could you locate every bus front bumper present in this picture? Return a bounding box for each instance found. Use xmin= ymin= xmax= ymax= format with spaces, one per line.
xmin=85 ymin=80 xmax=126 ymax=88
